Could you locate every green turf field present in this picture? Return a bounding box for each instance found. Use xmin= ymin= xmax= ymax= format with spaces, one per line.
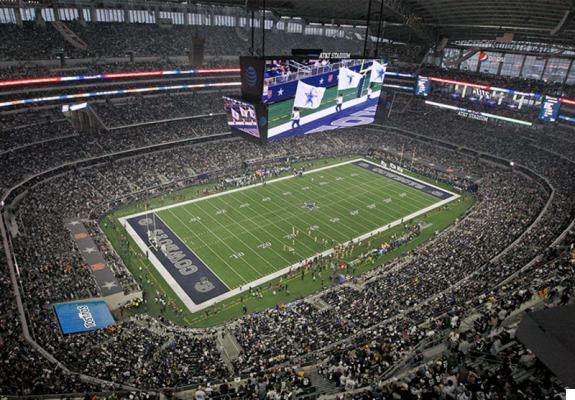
xmin=104 ymin=156 xmax=473 ymax=326
xmin=268 ymin=76 xmax=382 ymax=129
xmin=152 ymin=160 xmax=452 ymax=289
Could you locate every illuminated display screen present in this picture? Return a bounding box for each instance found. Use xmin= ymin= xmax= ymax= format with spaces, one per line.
xmin=261 ymin=58 xmax=387 ymax=140
xmin=539 ymin=96 xmax=561 ymax=122
xmin=425 ymin=76 xmax=542 ymax=112
xmin=415 ymin=76 xmax=431 ymax=96
xmin=0 ymin=82 xmax=241 ymax=108
xmin=222 ymin=96 xmax=259 ymax=138
xmin=0 ymin=68 xmax=240 ymax=88
xmin=54 ymin=301 xmax=115 ymax=334
xmin=425 ymin=100 xmax=533 ymax=126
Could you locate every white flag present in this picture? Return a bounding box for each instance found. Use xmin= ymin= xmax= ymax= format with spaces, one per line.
xmin=370 ymin=60 xmax=386 ymax=83
xmin=231 ymin=108 xmax=239 ymax=120
xmin=338 ymin=67 xmax=363 ymax=90
xmin=249 ymin=108 xmax=255 ymax=119
xmin=240 ymin=107 xmax=248 ymax=118
xmin=294 ymin=81 xmax=326 ymax=109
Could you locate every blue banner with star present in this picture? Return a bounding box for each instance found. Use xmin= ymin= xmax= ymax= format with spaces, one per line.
xmin=265 ymin=61 xmax=375 ymax=104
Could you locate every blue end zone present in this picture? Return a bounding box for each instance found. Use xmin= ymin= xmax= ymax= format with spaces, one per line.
xmin=351 ymin=160 xmax=454 ymax=200
xmin=126 ymin=214 xmax=230 ymax=304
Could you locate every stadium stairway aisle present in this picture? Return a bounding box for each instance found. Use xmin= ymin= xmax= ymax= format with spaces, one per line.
xmin=218 ymin=328 xmax=242 ymax=361
xmin=301 ymin=367 xmax=341 ymax=399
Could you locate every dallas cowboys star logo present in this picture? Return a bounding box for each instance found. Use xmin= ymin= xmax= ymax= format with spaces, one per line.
xmin=347 ymin=73 xmax=354 ymax=85
xmin=376 ymin=68 xmax=385 ymax=81
xmin=319 ymin=78 xmax=324 ymax=85
xmin=83 ymin=246 xmax=97 ymax=254
xmin=302 ymin=202 xmax=320 ymax=211
xmin=305 ymin=89 xmax=318 ymax=106
xmin=68 ymin=220 xmax=81 ymax=226
xmin=102 ymin=281 xmax=118 ymax=290
xmin=278 ymin=88 xmax=284 ymax=96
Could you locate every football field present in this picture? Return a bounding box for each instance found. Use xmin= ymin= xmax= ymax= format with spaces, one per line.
xmin=121 ymin=159 xmax=459 ymax=311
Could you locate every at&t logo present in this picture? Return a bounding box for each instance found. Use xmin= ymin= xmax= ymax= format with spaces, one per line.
xmin=246 ymin=66 xmax=258 ymax=87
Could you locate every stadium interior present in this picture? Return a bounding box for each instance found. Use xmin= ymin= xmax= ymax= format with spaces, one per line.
xmin=1 ymin=0 xmax=575 ymax=399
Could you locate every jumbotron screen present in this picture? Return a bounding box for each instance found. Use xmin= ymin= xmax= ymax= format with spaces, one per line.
xmin=261 ymin=58 xmax=388 ymax=140
xmin=222 ymin=96 xmax=260 ymax=138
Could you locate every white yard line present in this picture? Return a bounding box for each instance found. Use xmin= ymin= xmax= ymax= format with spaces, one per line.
xmin=167 ymin=207 xmax=256 ymax=282
xmin=195 ymin=196 xmax=296 ymax=268
xmin=120 ymin=158 xmax=460 ymax=313
xmin=232 ymin=189 xmax=318 ymax=256
xmin=319 ymin=165 xmax=437 ymax=218
xmin=181 ymin=189 xmax=460 ymax=314
xmin=157 ymin=212 xmax=234 ymax=290
xmin=125 ymin=158 xmax=362 ymax=219
xmin=178 ymin=203 xmax=266 ymax=279
xmin=273 ymin=177 xmax=384 ymax=228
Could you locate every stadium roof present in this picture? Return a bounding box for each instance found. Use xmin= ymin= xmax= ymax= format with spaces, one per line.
xmin=204 ymin=0 xmax=575 ymax=47
xmin=10 ymin=0 xmax=575 ymax=48
xmin=269 ymin=0 xmax=575 ymax=46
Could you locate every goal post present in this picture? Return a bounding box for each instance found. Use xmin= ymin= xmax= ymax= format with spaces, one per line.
xmin=145 ymin=204 xmax=159 ymax=251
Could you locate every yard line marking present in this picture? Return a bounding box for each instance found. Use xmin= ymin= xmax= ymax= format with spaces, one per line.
xmin=164 ymin=208 xmax=248 ymax=284
xmin=216 ymin=195 xmax=308 ymax=264
xmin=257 ymin=185 xmax=347 ymax=241
xmin=179 ymin=202 xmax=266 ymax=279
xmin=320 ymin=165 xmax=434 ymax=219
xmin=272 ymin=179 xmax=368 ymax=234
xmin=332 ymin=163 xmax=438 ymax=208
xmin=229 ymin=190 xmax=320 ymax=257
xmin=124 ymin=158 xmax=366 ymax=219
xmin=154 ymin=213 xmax=231 ymax=291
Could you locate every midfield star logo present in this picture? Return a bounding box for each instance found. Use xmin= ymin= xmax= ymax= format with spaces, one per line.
xmin=302 ymin=202 xmax=320 ymax=211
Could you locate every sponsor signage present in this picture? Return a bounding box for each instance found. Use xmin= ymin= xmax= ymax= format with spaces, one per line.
xmin=54 ymin=301 xmax=115 ymax=334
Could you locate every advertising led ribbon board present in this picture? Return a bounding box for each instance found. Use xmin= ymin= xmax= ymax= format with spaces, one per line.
xmin=0 ymin=68 xmax=240 ymax=88
xmin=425 ymin=100 xmax=533 ymax=126
xmin=54 ymin=301 xmax=115 ymax=334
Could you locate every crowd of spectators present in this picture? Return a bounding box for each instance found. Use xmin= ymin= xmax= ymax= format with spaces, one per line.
xmin=92 ymin=92 xmax=227 ymax=127
xmin=0 ymin=22 xmax=363 ymax=62
xmin=1 ymin=70 xmax=575 ymax=398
